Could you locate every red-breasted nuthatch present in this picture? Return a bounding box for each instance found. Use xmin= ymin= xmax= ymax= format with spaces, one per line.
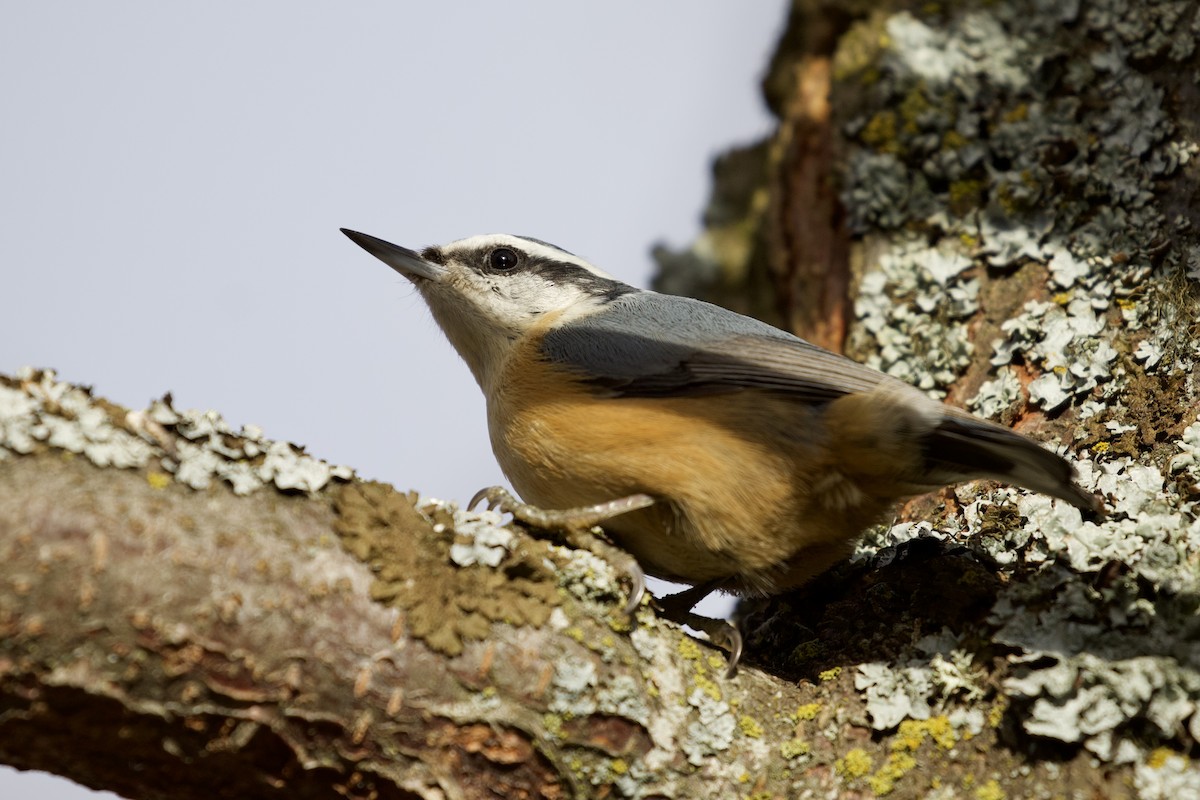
xmin=341 ymin=229 xmax=1099 ymax=632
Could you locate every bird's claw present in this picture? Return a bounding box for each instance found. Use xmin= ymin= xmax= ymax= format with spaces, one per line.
xmin=657 ymin=582 xmax=744 ymax=678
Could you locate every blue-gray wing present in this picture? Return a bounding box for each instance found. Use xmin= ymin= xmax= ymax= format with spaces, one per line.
xmin=539 ymin=293 xmax=888 ymax=402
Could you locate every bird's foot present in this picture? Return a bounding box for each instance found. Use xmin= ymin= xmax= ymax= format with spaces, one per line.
xmin=657 ymin=581 xmax=744 ymax=679
xmin=468 ymin=486 xmax=653 ymax=616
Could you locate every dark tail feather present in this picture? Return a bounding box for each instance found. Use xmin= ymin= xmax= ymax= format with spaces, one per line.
xmin=923 ymin=415 xmax=1102 ymax=517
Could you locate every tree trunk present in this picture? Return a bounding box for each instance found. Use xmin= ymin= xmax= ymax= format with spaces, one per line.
xmin=6 ymin=1 xmax=1200 ymax=797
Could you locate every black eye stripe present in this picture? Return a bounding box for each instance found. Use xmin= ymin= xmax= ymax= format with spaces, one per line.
xmin=469 ymin=246 xmax=639 ymax=303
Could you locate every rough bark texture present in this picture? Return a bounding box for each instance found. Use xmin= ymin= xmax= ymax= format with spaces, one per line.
xmin=0 ymin=376 xmax=827 ymax=799
xmin=7 ymin=1 xmax=1200 ymax=798
xmin=654 ymin=0 xmax=1200 ymax=796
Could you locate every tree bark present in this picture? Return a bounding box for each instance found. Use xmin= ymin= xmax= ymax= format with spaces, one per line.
xmin=8 ymin=0 xmax=1200 ymax=797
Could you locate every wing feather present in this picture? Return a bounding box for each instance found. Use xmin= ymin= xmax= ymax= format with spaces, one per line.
xmin=540 ymin=293 xmax=887 ymax=402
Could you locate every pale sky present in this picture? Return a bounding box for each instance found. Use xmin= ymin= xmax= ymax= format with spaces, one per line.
xmin=0 ymin=3 xmax=784 ymax=796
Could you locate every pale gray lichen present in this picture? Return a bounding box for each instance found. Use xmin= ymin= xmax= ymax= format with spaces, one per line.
xmin=1005 ymin=651 xmax=1200 ymax=762
xmin=681 ymin=688 xmax=737 ymax=766
xmin=445 ymin=508 xmax=514 ymax=568
xmin=548 ymin=655 xmax=599 ymax=717
xmin=976 ymin=441 xmax=1200 ymax=758
xmin=596 ymin=674 xmax=650 ymax=725
xmin=840 ymin=0 xmax=1199 ymax=417
xmin=855 ymin=630 xmax=982 ymax=731
xmin=856 ymin=662 xmax=936 ymax=730
xmin=0 ymin=368 xmax=353 ymax=496
xmin=989 ymin=295 xmax=1118 ymax=413
xmin=850 ymin=236 xmax=978 ymax=395
xmin=844 ymin=418 xmax=1200 ymax=760
xmin=144 ymin=397 xmax=352 ymax=494
xmin=884 ymin=11 xmax=1030 ymax=93
xmin=0 ymin=369 xmax=155 ymax=467
xmin=0 ymin=383 xmax=47 ymax=456
xmin=550 ymin=542 xmax=625 ymax=606
xmin=968 ymin=365 xmax=1023 ymax=419
xmin=1170 ymin=418 xmax=1200 ymax=487
xmin=1134 ymin=752 xmax=1200 ymax=800
xmin=852 ymin=520 xmax=952 ymax=564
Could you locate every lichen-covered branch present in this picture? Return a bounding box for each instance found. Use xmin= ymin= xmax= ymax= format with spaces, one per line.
xmin=0 ymin=369 xmax=850 ymax=799
xmin=658 ymin=0 xmax=1200 ymax=796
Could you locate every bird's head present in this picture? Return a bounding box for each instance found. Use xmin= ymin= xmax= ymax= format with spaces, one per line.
xmin=341 ymin=230 xmax=636 ymax=390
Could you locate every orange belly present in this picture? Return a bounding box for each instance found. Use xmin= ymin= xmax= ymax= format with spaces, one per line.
xmin=486 ymin=333 xmax=891 ymax=594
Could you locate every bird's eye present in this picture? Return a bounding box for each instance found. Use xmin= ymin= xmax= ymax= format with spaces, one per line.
xmin=488 ymin=248 xmax=520 ymax=271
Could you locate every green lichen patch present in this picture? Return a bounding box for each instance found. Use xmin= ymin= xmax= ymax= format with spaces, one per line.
xmin=331 ymin=482 xmax=559 ymax=656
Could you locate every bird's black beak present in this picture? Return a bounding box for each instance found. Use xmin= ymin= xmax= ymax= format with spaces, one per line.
xmin=340 ymin=228 xmax=446 ymax=282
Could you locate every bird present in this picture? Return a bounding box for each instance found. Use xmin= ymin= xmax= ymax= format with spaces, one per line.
xmin=341 ymin=228 xmax=1100 ymax=667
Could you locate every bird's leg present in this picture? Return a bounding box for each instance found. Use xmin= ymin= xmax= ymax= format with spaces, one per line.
xmin=657 ymin=580 xmax=744 ymax=679
xmin=468 ymin=486 xmax=653 ymax=616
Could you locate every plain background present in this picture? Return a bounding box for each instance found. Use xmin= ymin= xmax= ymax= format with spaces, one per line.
xmin=1 ymin=3 xmax=784 ymax=797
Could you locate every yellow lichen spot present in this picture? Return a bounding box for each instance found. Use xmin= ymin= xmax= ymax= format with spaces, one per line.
xmin=678 ymin=636 xmax=702 ymax=661
xmin=738 ymin=771 xmax=751 ymax=784
xmin=694 ymin=672 xmax=722 ymax=702
xmin=1003 ymin=103 xmax=1029 ymax=123
xmin=974 ymin=778 xmax=1005 ymax=800
xmin=948 ymin=179 xmax=985 ymax=215
xmin=543 ymin=713 xmax=564 ymax=737
xmin=898 ymin=87 xmax=931 ymax=133
xmin=780 ymin=737 xmax=811 ymax=759
xmin=942 ymin=129 xmax=968 ymax=150
xmin=819 ymin=667 xmax=842 ymax=682
xmin=861 ymin=111 xmax=899 ymax=153
xmin=707 ymin=654 xmax=726 ymax=671
xmin=481 ymin=686 xmax=496 ymax=698
xmin=893 ymin=720 xmax=924 ymax=752
xmin=836 ymin=748 xmax=874 ymax=779
xmin=927 ymin=716 xmax=956 ymax=750
xmin=1116 ymin=298 xmax=1138 ymax=310
xmin=146 ymin=471 xmax=171 ymax=489
xmin=1053 ymin=292 xmax=1072 ymax=305
xmin=959 ymin=232 xmax=980 ymax=249
xmin=565 ymin=627 xmax=585 ymax=642
xmin=611 ymin=758 xmax=628 ymax=776
xmin=1148 ymin=747 xmax=1178 ymax=769
xmin=607 ymin=615 xmax=632 ymax=634
xmin=1092 ymin=442 xmax=1111 ymax=454
xmin=1053 ymin=365 xmax=1068 ymax=375
xmin=793 ymin=703 xmax=822 ymax=721
xmin=893 ymin=717 xmax=957 ymax=753
xmin=868 ymin=752 xmax=918 ymax=795
xmin=988 ymin=700 xmax=1006 ymax=728
xmin=995 ymin=183 xmax=1021 ymax=215
xmin=738 ymin=716 xmax=763 ymax=739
